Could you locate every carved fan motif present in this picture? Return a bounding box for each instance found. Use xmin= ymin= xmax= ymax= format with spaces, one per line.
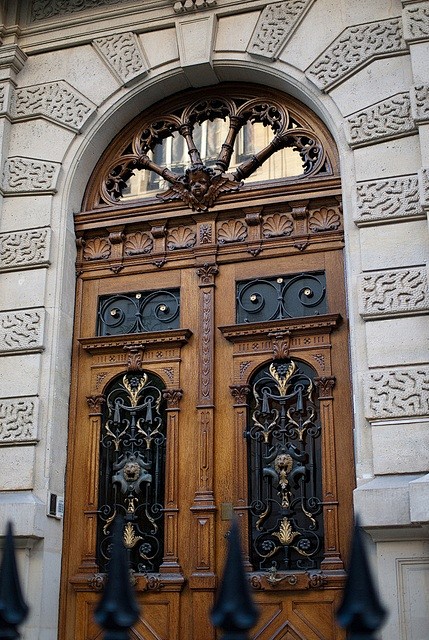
xmin=167 ymin=226 xmax=197 ymax=250
xmin=308 ymin=207 xmax=341 ymax=232
xmin=217 ymin=220 xmax=248 ymax=244
xmin=124 ymin=231 xmax=153 ymax=256
xmin=83 ymin=237 xmax=111 ymax=260
xmin=263 ymin=213 xmax=294 ymax=238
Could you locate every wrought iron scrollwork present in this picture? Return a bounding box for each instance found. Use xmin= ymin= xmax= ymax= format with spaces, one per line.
xmin=236 ymin=272 xmax=326 ymax=323
xmin=246 ymin=358 xmax=323 ymax=572
xmin=97 ymin=288 xmax=180 ymax=336
xmin=97 ymin=372 xmax=166 ymax=572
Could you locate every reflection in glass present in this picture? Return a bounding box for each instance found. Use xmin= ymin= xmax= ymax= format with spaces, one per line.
xmin=120 ymin=121 xmax=304 ymax=201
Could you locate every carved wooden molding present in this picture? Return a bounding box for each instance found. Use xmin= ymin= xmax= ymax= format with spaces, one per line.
xmin=220 ymin=314 xmax=342 ymax=343
xmin=79 ymin=329 xmax=192 ymax=354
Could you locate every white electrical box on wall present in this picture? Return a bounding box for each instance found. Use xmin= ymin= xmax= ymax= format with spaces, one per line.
xmin=48 ymin=493 xmax=64 ymax=519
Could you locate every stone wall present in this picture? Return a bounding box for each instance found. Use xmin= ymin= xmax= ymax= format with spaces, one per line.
xmin=0 ymin=1 xmax=428 ymax=638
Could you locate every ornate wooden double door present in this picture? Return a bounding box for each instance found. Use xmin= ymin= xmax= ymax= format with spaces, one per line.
xmin=60 ymin=85 xmax=354 ymax=640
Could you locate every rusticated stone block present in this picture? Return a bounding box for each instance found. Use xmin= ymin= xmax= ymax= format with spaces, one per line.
xmin=1 ymin=158 xmax=61 ymax=194
xmin=93 ymin=32 xmax=148 ymax=85
xmin=0 ymin=308 xmax=45 ymax=354
xmin=359 ymin=267 xmax=429 ymax=318
xmin=247 ymin=0 xmax=314 ymax=59
xmin=0 ymin=228 xmax=51 ymax=272
xmin=355 ymin=175 xmax=422 ymax=225
xmin=403 ymin=3 xmax=429 ymax=42
xmin=12 ymin=81 xmax=95 ymax=132
xmin=411 ymin=84 xmax=429 ymax=122
xmin=31 ymin=0 xmax=129 ymax=21
xmin=306 ymin=18 xmax=407 ymax=90
xmin=365 ymin=367 xmax=429 ymax=419
xmin=0 ymin=397 xmax=39 ymax=444
xmin=347 ymin=93 xmax=416 ymax=147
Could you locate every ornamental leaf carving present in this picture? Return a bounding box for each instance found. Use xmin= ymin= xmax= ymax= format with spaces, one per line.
xmin=166 ymin=226 xmax=196 ymax=250
xmin=263 ymin=213 xmax=293 ymax=238
xmin=217 ymin=219 xmax=247 ymax=244
xmin=308 ymin=207 xmax=341 ymax=232
xmin=83 ymin=237 xmax=111 ymax=260
xmin=124 ymin=231 xmax=153 ymax=256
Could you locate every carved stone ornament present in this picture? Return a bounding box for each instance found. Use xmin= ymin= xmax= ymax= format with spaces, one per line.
xmin=31 ymin=0 xmax=130 ymax=21
xmin=365 ymin=367 xmax=429 ymax=419
xmin=306 ymin=18 xmax=406 ymax=90
xmin=173 ymin=0 xmax=217 ymax=12
xmin=2 ymin=157 xmax=61 ymax=194
xmin=93 ymin=33 xmax=148 ymax=86
xmin=97 ymin=93 xmax=326 ymax=211
xmin=12 ymin=82 xmax=95 ymax=132
xmin=355 ymin=174 xmax=422 ymax=225
xmin=248 ymin=1 xmax=315 ymax=59
xmin=359 ymin=267 xmax=429 ymax=318
xmin=0 ymin=396 xmax=39 ymax=445
xmin=403 ymin=4 xmax=429 ymax=42
xmin=347 ymin=93 xmax=416 ymax=147
xmin=0 ymin=228 xmax=50 ymax=272
xmin=0 ymin=308 xmax=45 ymax=354
xmin=411 ymin=84 xmax=429 ymax=123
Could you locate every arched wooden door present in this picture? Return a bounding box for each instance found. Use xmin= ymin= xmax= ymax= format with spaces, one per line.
xmin=60 ymin=84 xmax=354 ymax=640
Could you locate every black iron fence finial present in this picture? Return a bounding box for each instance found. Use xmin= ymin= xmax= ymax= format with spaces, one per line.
xmin=0 ymin=522 xmax=29 ymax=640
xmin=211 ymin=518 xmax=259 ymax=640
xmin=94 ymin=516 xmax=140 ymax=640
xmin=336 ymin=517 xmax=387 ymax=640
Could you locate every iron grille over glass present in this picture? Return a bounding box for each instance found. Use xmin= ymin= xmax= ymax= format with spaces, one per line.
xmin=97 ymin=372 xmax=166 ymax=573
xmin=236 ymin=272 xmax=326 ymax=324
xmin=97 ymin=288 xmax=180 ymax=336
xmin=246 ymin=358 xmax=323 ymax=572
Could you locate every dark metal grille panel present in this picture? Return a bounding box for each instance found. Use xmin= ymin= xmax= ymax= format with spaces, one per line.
xmin=97 ymin=372 xmax=166 ymax=573
xmin=236 ymin=272 xmax=326 ymax=324
xmin=97 ymin=288 xmax=180 ymax=336
xmin=246 ymin=359 xmax=323 ymax=572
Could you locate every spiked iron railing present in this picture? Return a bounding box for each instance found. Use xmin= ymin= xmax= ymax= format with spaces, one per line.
xmin=0 ymin=517 xmax=386 ymax=639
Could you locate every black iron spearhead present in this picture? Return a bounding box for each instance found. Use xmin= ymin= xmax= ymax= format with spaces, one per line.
xmin=94 ymin=517 xmax=140 ymax=640
xmin=337 ymin=518 xmax=387 ymax=640
xmin=0 ymin=522 xmax=29 ymax=640
xmin=211 ymin=519 xmax=259 ymax=640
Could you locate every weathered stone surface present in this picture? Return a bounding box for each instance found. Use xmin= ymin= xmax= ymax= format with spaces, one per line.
xmin=403 ymin=3 xmax=429 ymax=42
xmin=307 ymin=18 xmax=407 ymax=90
xmin=0 ymin=308 xmax=45 ymax=354
xmin=347 ymin=92 xmax=416 ymax=146
xmin=0 ymin=397 xmax=39 ymax=444
xmin=12 ymin=81 xmax=95 ymax=132
xmin=419 ymin=167 xmax=429 ymax=207
xmin=1 ymin=158 xmax=61 ymax=194
xmin=0 ymin=228 xmax=50 ymax=272
xmin=93 ymin=33 xmax=148 ymax=85
xmin=355 ymin=175 xmax=422 ymax=225
xmin=359 ymin=267 xmax=429 ymax=318
xmin=365 ymin=367 xmax=429 ymax=419
xmin=411 ymin=84 xmax=429 ymax=122
xmin=247 ymin=0 xmax=314 ymax=59
xmin=31 ymin=0 xmax=130 ymax=20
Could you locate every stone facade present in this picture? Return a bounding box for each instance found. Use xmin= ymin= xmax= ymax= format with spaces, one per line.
xmin=0 ymin=1 xmax=428 ymax=639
